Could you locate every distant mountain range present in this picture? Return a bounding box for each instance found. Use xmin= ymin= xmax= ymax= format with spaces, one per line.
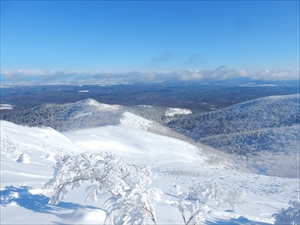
xmin=1 ymin=94 xmax=299 ymax=177
xmin=2 ymin=94 xmax=299 ymax=153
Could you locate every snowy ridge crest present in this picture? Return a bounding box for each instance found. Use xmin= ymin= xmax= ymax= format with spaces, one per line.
xmin=0 ymin=99 xmax=125 ymax=131
xmin=84 ymin=98 xmax=120 ymax=111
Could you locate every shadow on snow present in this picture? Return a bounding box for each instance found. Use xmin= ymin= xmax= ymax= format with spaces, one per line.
xmin=0 ymin=185 xmax=100 ymax=216
xmin=205 ymin=216 xmax=272 ymax=225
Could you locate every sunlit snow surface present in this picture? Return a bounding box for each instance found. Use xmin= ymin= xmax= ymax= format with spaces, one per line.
xmin=165 ymin=108 xmax=192 ymax=117
xmin=85 ymin=98 xmax=120 ymax=111
xmin=1 ymin=120 xmax=299 ymax=224
xmin=0 ymin=104 xmax=13 ymax=110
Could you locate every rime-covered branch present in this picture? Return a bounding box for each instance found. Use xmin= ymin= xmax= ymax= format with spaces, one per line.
xmin=43 ymin=152 xmax=151 ymax=204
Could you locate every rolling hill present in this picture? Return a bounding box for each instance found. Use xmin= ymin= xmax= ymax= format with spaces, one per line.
xmin=167 ymin=94 xmax=300 ymax=177
xmin=1 ymin=94 xmax=299 ymax=178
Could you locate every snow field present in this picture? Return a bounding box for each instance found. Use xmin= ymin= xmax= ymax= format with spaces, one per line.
xmin=0 ymin=120 xmax=299 ymax=224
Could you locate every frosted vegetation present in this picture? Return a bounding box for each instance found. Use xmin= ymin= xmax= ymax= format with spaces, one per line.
xmin=168 ymin=94 xmax=299 ymax=150
xmin=43 ymin=152 xmax=248 ymax=224
xmin=168 ymin=94 xmax=300 ymax=178
xmin=1 ymin=99 xmax=125 ymax=131
xmin=1 ymin=99 xmax=193 ymax=131
xmin=0 ymin=93 xmax=298 ymax=224
xmin=0 ymin=117 xmax=299 ymax=224
xmin=273 ymin=199 xmax=300 ymax=225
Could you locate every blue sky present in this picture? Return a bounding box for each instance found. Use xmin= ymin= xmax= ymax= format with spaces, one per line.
xmin=1 ymin=1 xmax=299 ymax=82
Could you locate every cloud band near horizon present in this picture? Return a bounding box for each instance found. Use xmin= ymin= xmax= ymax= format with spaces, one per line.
xmin=1 ymin=67 xmax=299 ymax=84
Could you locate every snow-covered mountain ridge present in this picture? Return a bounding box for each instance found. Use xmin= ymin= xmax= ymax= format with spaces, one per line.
xmin=0 ymin=98 xmax=198 ymax=153
xmin=0 ymin=98 xmax=125 ymax=131
xmin=1 ymin=94 xmax=299 ymax=178
xmin=168 ymin=94 xmax=299 ymax=139
xmin=0 ymin=98 xmax=189 ymax=132
xmin=1 ymin=119 xmax=299 ymax=224
xmin=167 ymin=94 xmax=300 ymax=177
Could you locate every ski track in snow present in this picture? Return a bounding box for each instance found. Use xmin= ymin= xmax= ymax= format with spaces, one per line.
xmin=0 ymin=119 xmax=299 ymax=224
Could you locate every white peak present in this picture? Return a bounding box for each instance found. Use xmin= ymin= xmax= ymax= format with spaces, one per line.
xmin=84 ymin=98 xmax=120 ymax=111
xmin=84 ymin=98 xmax=100 ymax=105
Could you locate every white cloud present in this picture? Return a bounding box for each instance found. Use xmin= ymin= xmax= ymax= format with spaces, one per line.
xmin=1 ymin=67 xmax=299 ymax=85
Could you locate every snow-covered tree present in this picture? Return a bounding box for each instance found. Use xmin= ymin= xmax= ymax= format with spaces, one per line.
xmin=188 ymin=181 xmax=225 ymax=207
xmin=43 ymin=151 xmax=161 ymax=224
xmin=43 ymin=152 xmax=151 ymax=203
xmin=104 ymin=187 xmax=162 ymax=225
xmin=172 ymin=192 xmax=209 ymax=225
xmin=273 ymin=199 xmax=300 ymax=225
xmin=225 ymin=188 xmax=246 ymax=211
xmin=172 ymin=182 xmax=223 ymax=225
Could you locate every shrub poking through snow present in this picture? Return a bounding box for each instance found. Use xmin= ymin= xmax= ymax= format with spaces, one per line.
xmin=43 ymin=151 xmax=161 ymax=224
xmin=188 ymin=181 xmax=225 ymax=208
xmin=273 ymin=199 xmax=300 ymax=225
xmin=172 ymin=182 xmax=224 ymax=225
xmin=43 ymin=152 xmax=247 ymax=224
xmin=225 ymin=188 xmax=246 ymax=211
xmin=103 ymin=187 xmax=162 ymax=225
xmin=172 ymin=192 xmax=210 ymax=225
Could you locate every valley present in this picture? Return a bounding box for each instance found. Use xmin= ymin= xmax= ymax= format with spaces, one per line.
xmin=1 ymin=82 xmax=299 ymax=114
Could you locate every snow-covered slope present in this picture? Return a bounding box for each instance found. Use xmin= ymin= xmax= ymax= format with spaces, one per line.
xmin=0 ymin=99 xmax=195 ymax=148
xmin=1 ymin=120 xmax=299 ymax=224
xmin=168 ymin=94 xmax=300 ymax=177
xmin=0 ymin=99 xmax=190 ymax=134
xmin=168 ymin=94 xmax=299 ymax=148
xmin=2 ymin=95 xmax=299 ymax=178
xmin=120 ymin=111 xmax=154 ymax=130
xmin=63 ymin=122 xmax=205 ymax=170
